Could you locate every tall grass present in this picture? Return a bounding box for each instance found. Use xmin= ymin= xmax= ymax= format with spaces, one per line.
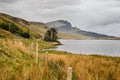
xmin=0 ymin=39 xmax=120 ymax=80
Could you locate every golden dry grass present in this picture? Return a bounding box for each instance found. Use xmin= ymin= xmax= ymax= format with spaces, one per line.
xmin=0 ymin=39 xmax=120 ymax=80
xmin=44 ymin=54 xmax=120 ymax=80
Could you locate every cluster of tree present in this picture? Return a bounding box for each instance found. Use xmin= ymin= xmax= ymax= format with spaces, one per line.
xmin=0 ymin=22 xmax=30 ymax=38
xmin=44 ymin=28 xmax=57 ymax=42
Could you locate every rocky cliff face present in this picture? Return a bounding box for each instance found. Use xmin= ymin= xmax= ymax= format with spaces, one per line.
xmin=46 ymin=20 xmax=72 ymax=31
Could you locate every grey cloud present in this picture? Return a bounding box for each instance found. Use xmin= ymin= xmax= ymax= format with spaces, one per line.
xmin=16 ymin=0 xmax=81 ymax=10
xmin=85 ymin=23 xmax=120 ymax=37
xmin=0 ymin=0 xmax=20 ymax=4
xmin=0 ymin=0 xmax=120 ymax=36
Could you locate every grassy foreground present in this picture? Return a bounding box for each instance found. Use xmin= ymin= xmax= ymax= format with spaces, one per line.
xmin=0 ymin=39 xmax=120 ymax=80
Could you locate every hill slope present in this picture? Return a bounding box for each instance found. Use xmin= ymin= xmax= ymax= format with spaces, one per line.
xmin=46 ymin=20 xmax=120 ymax=40
xmin=0 ymin=28 xmax=18 ymax=38
xmin=0 ymin=13 xmax=41 ymax=39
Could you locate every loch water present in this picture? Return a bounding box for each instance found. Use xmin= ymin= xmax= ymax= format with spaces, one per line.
xmin=55 ymin=40 xmax=120 ymax=56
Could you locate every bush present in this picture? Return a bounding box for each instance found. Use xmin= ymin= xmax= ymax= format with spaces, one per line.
xmin=0 ymin=22 xmax=30 ymax=38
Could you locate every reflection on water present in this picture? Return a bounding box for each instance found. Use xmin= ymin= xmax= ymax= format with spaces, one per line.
xmin=55 ymin=40 xmax=120 ymax=56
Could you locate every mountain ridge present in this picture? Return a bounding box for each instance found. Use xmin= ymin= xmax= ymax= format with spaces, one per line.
xmin=0 ymin=13 xmax=120 ymax=40
xmin=46 ymin=20 xmax=119 ymax=39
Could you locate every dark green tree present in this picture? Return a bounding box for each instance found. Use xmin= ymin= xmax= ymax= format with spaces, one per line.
xmin=22 ymin=32 xmax=30 ymax=38
xmin=44 ymin=28 xmax=57 ymax=42
xmin=50 ymin=28 xmax=57 ymax=41
xmin=8 ymin=23 xmax=19 ymax=33
xmin=0 ymin=22 xmax=31 ymax=39
xmin=0 ymin=23 xmax=9 ymax=30
xmin=44 ymin=30 xmax=51 ymax=41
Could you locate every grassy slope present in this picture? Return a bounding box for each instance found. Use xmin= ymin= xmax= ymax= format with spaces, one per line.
xmin=0 ymin=13 xmax=41 ymax=38
xmin=0 ymin=29 xmax=19 ymax=38
xmin=0 ymin=39 xmax=120 ymax=80
xmin=28 ymin=22 xmax=48 ymax=37
xmin=58 ymin=31 xmax=95 ymax=40
xmin=0 ymin=13 xmax=52 ymax=39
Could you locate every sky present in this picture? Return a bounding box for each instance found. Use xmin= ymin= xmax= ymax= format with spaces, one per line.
xmin=0 ymin=0 xmax=120 ymax=37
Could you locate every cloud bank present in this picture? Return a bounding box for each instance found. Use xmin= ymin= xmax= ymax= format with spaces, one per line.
xmin=0 ymin=0 xmax=120 ymax=36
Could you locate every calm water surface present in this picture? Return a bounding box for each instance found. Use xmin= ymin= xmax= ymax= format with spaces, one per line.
xmin=55 ymin=40 xmax=120 ymax=56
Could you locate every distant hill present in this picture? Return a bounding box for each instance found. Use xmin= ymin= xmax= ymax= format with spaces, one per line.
xmin=46 ymin=20 xmax=72 ymax=30
xmin=46 ymin=20 xmax=120 ymax=40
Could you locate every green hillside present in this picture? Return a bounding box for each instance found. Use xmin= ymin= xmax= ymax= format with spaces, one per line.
xmin=0 ymin=13 xmax=41 ymax=39
xmin=28 ymin=22 xmax=48 ymax=37
xmin=0 ymin=28 xmax=18 ymax=38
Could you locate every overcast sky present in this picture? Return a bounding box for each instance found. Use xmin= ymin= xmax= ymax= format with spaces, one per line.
xmin=0 ymin=0 xmax=120 ymax=37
